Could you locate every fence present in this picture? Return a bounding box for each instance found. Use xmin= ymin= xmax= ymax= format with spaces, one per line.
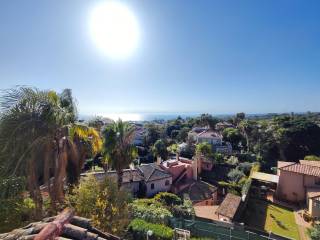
xmin=170 ymin=218 xmax=292 ymax=240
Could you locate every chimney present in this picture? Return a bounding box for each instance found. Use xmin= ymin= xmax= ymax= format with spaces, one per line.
xmin=176 ymin=152 xmax=180 ymax=162
xmin=156 ymin=156 xmax=162 ymax=165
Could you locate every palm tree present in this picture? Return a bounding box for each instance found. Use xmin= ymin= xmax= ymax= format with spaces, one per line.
xmin=0 ymin=87 xmax=102 ymax=215
xmin=238 ymin=120 xmax=250 ymax=152
xmin=103 ymin=120 xmax=137 ymax=189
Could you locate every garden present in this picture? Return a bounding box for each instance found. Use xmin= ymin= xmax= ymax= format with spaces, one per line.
xmin=243 ymin=199 xmax=300 ymax=239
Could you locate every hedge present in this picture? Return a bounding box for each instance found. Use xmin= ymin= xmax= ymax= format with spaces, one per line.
xmin=128 ymin=218 xmax=174 ymax=240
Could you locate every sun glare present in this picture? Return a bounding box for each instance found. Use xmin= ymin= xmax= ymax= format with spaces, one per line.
xmin=89 ymin=1 xmax=140 ymax=59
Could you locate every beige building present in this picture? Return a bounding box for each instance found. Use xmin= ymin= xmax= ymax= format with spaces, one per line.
xmin=276 ymin=160 xmax=320 ymax=218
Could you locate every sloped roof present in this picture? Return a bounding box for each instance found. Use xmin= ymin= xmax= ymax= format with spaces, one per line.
xmin=299 ymin=160 xmax=320 ymax=168
xmin=107 ymin=169 xmax=144 ymax=183
xmin=215 ymin=193 xmax=242 ymax=220
xmin=277 ymin=161 xmax=295 ymax=169
xmin=279 ymin=163 xmax=320 ymax=177
xmin=198 ymin=130 xmax=222 ymax=139
xmin=138 ymin=163 xmax=172 ymax=182
xmin=0 ymin=208 xmax=120 ymax=240
xmin=180 ymin=181 xmax=217 ymax=202
xmin=82 ymin=169 xmax=144 ymax=183
xmin=307 ymin=188 xmax=320 ymax=199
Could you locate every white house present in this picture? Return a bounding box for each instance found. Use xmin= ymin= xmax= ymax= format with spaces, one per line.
xmin=188 ymin=128 xmax=232 ymax=154
xmin=137 ymin=163 xmax=172 ymax=197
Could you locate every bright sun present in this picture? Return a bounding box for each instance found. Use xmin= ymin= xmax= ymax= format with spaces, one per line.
xmin=89 ymin=1 xmax=140 ymax=59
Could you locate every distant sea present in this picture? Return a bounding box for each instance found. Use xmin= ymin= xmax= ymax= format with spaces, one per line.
xmin=79 ymin=112 xmax=271 ymax=122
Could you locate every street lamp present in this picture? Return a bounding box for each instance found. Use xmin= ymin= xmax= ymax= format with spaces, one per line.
xmin=147 ymin=230 xmax=153 ymax=240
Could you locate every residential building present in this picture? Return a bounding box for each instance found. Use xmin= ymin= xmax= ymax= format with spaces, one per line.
xmin=179 ymin=180 xmax=218 ymax=206
xmin=137 ymin=163 xmax=172 ymax=197
xmin=276 ymin=160 xmax=320 ymax=218
xmin=188 ymin=128 xmax=232 ymax=154
xmin=133 ymin=124 xmax=145 ymax=146
xmin=215 ymin=122 xmax=235 ymax=131
xmin=215 ymin=193 xmax=242 ymax=223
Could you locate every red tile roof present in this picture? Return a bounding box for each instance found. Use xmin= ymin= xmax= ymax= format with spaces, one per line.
xmin=215 ymin=193 xmax=242 ymax=220
xmin=299 ymin=160 xmax=320 ymax=168
xmin=280 ymin=163 xmax=320 ymax=177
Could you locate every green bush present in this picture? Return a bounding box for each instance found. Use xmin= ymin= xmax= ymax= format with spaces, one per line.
xmin=128 ymin=218 xmax=173 ymax=240
xmin=171 ymin=198 xmax=194 ymax=218
xmin=227 ymin=169 xmax=245 ymax=183
xmin=129 ymin=200 xmax=173 ymax=224
xmin=67 ymin=175 xmax=130 ymax=236
xmin=0 ymin=176 xmax=35 ymax=233
xmin=154 ymin=192 xmax=182 ymax=206
xmin=310 ymin=224 xmax=320 ymax=240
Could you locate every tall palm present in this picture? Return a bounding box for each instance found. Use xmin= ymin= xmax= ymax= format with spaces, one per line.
xmin=0 ymin=87 xmax=102 ymax=214
xmin=238 ymin=120 xmax=250 ymax=152
xmin=103 ymin=120 xmax=137 ymax=189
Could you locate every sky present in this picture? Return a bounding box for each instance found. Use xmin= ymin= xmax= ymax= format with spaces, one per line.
xmin=0 ymin=0 xmax=319 ymax=117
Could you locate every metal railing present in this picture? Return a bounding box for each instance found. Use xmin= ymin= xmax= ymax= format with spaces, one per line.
xmin=170 ymin=218 xmax=293 ymax=240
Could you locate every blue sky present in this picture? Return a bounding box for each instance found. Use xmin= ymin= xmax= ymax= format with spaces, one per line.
xmin=0 ymin=0 xmax=319 ymax=116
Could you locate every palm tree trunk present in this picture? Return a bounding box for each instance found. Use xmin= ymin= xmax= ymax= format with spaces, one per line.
xmin=27 ymin=158 xmax=43 ymax=218
xmin=117 ymin=169 xmax=123 ymax=190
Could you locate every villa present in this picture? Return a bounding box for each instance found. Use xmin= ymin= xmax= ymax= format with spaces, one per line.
xmin=276 ymin=160 xmax=320 ymax=218
xmin=188 ymin=128 xmax=232 ymax=154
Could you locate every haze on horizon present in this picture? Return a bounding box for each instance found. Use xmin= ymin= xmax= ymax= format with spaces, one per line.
xmin=0 ymin=0 xmax=319 ymax=116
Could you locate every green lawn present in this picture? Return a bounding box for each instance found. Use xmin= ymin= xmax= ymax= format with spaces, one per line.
xmin=243 ymin=199 xmax=300 ymax=240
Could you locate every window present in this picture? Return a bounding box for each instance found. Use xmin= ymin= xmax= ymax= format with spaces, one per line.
xmin=315 ymin=178 xmax=320 ymax=185
xmin=314 ymin=200 xmax=320 ymax=208
xmin=165 ymin=180 xmax=170 ymax=186
xmin=151 ymin=183 xmax=154 ymax=190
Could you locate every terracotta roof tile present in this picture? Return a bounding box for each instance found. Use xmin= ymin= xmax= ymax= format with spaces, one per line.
xmin=215 ymin=193 xmax=242 ymax=220
xmin=280 ymin=163 xmax=320 ymax=177
xmin=299 ymin=160 xmax=320 ymax=168
xmin=138 ymin=163 xmax=172 ymax=182
xmin=0 ymin=209 xmax=120 ymax=240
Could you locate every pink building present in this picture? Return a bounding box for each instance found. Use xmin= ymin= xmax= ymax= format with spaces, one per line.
xmin=276 ymin=160 xmax=320 ymax=218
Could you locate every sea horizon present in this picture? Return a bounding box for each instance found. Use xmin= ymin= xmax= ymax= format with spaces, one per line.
xmin=78 ymin=111 xmax=315 ymax=122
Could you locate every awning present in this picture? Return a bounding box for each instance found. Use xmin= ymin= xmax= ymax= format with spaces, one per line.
xmin=251 ymin=172 xmax=279 ymax=184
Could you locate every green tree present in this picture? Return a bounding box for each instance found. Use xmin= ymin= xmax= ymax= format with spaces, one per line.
xmin=68 ymin=176 xmax=130 ymax=236
xmin=304 ymin=155 xmax=320 ymax=161
xmin=178 ymin=127 xmax=190 ymax=142
xmin=227 ymin=169 xmax=245 ymax=183
xmin=152 ymin=139 xmax=168 ymax=160
xmin=234 ymin=112 xmax=246 ymax=126
xmin=0 ymin=87 xmax=102 ymax=213
xmin=145 ymin=123 xmax=161 ymax=146
xmin=195 ymin=142 xmax=212 ymax=158
xmin=222 ymin=127 xmax=243 ymax=150
xmin=310 ymin=224 xmax=320 ymax=240
xmin=197 ymin=114 xmax=219 ymax=130
xmin=103 ymin=120 xmax=137 ymax=189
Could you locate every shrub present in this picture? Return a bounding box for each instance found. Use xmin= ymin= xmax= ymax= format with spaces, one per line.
xmin=238 ymin=162 xmax=252 ymax=175
xmin=171 ymin=198 xmax=194 ymax=218
xmin=128 ymin=218 xmax=174 ymax=240
xmin=310 ymin=224 xmax=320 ymax=240
xmin=304 ymin=155 xmax=320 ymax=161
xmin=67 ymin=176 xmax=130 ymax=236
xmin=227 ymin=169 xmax=245 ymax=183
xmin=249 ymin=162 xmax=260 ymax=176
xmin=129 ymin=200 xmax=173 ymax=224
xmin=226 ymin=156 xmax=239 ymax=165
xmin=154 ymin=192 xmax=182 ymax=206
xmin=0 ymin=176 xmax=36 ymax=233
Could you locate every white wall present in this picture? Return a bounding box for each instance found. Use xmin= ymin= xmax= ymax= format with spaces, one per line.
xmin=145 ymin=177 xmax=172 ymax=197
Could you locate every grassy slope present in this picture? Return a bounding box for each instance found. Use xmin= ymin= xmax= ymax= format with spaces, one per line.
xmin=243 ymin=199 xmax=300 ymax=240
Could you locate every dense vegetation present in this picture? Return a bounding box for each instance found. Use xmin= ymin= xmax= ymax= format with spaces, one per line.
xmin=1 ymin=86 xmax=320 ymax=239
